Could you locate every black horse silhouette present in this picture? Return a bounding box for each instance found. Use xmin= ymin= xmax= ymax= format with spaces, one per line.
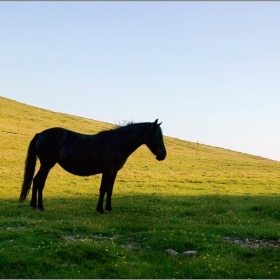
xmin=19 ymin=119 xmax=167 ymax=213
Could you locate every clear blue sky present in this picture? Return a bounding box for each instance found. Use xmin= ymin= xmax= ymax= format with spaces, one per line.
xmin=1 ymin=2 xmax=280 ymax=161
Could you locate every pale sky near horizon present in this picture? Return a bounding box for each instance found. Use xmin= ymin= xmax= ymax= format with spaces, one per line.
xmin=1 ymin=2 xmax=280 ymax=161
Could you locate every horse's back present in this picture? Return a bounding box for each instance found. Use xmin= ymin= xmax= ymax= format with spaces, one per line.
xmin=37 ymin=127 xmax=68 ymax=145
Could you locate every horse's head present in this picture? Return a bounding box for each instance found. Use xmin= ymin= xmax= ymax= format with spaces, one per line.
xmin=145 ymin=119 xmax=167 ymax=161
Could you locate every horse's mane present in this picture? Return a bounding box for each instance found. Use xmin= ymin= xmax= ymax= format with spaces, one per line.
xmin=97 ymin=121 xmax=146 ymax=135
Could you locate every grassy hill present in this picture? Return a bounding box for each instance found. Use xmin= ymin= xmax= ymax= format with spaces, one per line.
xmin=1 ymin=95 xmax=280 ymax=278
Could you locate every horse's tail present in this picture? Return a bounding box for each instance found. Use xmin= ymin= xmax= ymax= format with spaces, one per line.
xmin=19 ymin=133 xmax=39 ymax=203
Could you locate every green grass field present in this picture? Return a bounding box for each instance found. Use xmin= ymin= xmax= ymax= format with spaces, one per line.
xmin=1 ymin=96 xmax=280 ymax=278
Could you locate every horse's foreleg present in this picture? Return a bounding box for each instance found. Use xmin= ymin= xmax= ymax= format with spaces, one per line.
xmin=105 ymin=170 xmax=118 ymax=212
xmin=97 ymin=169 xmax=117 ymax=213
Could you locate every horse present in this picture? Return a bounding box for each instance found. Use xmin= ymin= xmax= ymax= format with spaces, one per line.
xmin=19 ymin=119 xmax=167 ymax=213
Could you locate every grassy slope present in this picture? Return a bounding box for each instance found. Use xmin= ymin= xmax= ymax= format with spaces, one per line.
xmin=1 ymin=96 xmax=280 ymax=278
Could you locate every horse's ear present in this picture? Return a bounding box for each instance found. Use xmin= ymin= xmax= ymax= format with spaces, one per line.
xmin=151 ymin=119 xmax=158 ymax=134
xmin=154 ymin=119 xmax=162 ymax=126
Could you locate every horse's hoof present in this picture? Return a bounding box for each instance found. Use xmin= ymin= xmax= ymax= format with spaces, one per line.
xmin=97 ymin=208 xmax=104 ymax=214
xmin=30 ymin=203 xmax=37 ymax=208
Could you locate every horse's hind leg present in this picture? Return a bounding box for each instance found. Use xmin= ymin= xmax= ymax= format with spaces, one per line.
xmin=30 ymin=184 xmax=38 ymax=209
xmin=30 ymin=166 xmax=51 ymax=211
xmin=96 ymin=173 xmax=107 ymax=214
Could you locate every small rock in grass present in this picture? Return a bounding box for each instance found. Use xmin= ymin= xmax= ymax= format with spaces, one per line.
xmin=166 ymin=248 xmax=179 ymax=256
xmin=182 ymin=250 xmax=197 ymax=257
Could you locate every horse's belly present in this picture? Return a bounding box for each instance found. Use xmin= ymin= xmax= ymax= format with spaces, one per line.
xmin=58 ymin=160 xmax=102 ymax=176
xmin=57 ymin=146 xmax=126 ymax=176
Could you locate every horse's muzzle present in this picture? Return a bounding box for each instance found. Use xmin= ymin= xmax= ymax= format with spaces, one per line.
xmin=156 ymin=152 xmax=166 ymax=161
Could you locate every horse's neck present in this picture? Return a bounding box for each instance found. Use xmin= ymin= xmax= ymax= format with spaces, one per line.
xmin=120 ymin=125 xmax=148 ymax=156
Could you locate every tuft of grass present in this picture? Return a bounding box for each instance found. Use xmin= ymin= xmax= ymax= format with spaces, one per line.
xmin=1 ymin=96 xmax=280 ymax=278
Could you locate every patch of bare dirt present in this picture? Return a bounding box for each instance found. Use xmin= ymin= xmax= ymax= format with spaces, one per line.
xmin=224 ymin=236 xmax=280 ymax=249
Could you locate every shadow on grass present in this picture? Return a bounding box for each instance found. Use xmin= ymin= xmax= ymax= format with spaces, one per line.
xmin=2 ymin=193 xmax=280 ymax=237
xmin=1 ymin=194 xmax=280 ymax=278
